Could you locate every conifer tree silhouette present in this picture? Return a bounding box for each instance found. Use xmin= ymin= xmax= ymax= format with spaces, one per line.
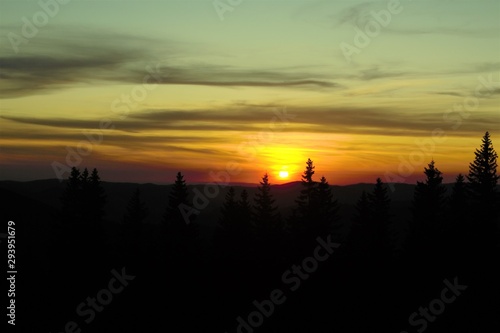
xmin=467 ymin=131 xmax=499 ymax=225
xmin=159 ymin=172 xmax=202 ymax=328
xmin=368 ymin=178 xmax=393 ymax=257
xmin=216 ymin=187 xmax=255 ymax=273
xmin=164 ymin=172 xmax=191 ymax=229
xmin=253 ymin=173 xmax=281 ymax=235
xmin=79 ymin=167 xmax=90 ymax=213
xmin=88 ymin=168 xmax=106 ymax=224
xmin=349 ymin=190 xmax=372 ymax=256
xmin=60 ymin=167 xmax=106 ymax=224
xmin=61 ymin=167 xmax=82 ymax=221
xmin=252 ymin=173 xmax=283 ymax=272
xmin=58 ymin=167 xmax=108 ymax=295
xmin=289 ymin=158 xmax=320 ymax=245
xmin=163 ymin=172 xmax=199 ymax=271
xmin=349 ymin=179 xmax=395 ymax=258
xmin=315 ymin=176 xmax=341 ymax=239
xmin=237 ymin=189 xmax=255 ymax=260
xmin=219 ymin=187 xmax=254 ymax=240
xmin=411 ymin=160 xmax=447 ymax=249
xmin=217 ymin=187 xmax=241 ymax=262
xmin=295 ymin=158 xmax=317 ymax=222
xmin=450 ymin=174 xmax=468 ymax=208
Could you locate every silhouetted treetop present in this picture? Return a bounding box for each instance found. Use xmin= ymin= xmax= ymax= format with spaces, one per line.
xmin=60 ymin=167 xmax=106 ymax=223
xmin=164 ymin=171 xmax=191 ymax=227
xmin=253 ymin=173 xmax=281 ymax=233
xmin=468 ymin=131 xmax=499 ymax=199
xmin=295 ymin=158 xmax=317 ymax=216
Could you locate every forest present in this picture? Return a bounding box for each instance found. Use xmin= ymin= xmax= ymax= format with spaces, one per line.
xmin=1 ymin=131 xmax=499 ymax=333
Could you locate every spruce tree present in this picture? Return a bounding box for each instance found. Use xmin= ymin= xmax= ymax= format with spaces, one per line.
xmin=88 ymin=168 xmax=106 ymax=223
xmin=217 ymin=188 xmax=255 ymax=266
xmin=80 ymin=167 xmax=89 ymax=186
xmin=61 ymin=167 xmax=106 ymax=224
xmin=61 ymin=167 xmax=82 ymax=220
xmin=349 ymin=191 xmax=372 ymax=256
xmin=369 ymin=178 xmax=393 ymax=256
xmin=59 ymin=167 xmax=107 ymax=282
xmin=164 ymin=172 xmax=191 ymax=228
xmin=412 ymin=160 xmax=447 ymax=246
xmin=315 ymin=176 xmax=340 ymax=238
xmin=467 ymin=131 xmax=499 ymax=221
xmin=238 ymin=189 xmax=254 ymax=240
xmin=370 ymin=178 xmax=391 ymax=224
xmin=353 ymin=191 xmax=371 ymax=225
xmin=350 ymin=180 xmax=395 ymax=257
xmin=238 ymin=189 xmax=252 ymax=224
xmin=295 ymin=158 xmax=317 ymax=221
xmin=450 ymin=174 xmax=468 ymax=208
xmin=164 ymin=172 xmax=199 ymax=269
xmin=253 ymin=173 xmax=281 ymax=236
xmin=253 ymin=173 xmax=282 ymax=271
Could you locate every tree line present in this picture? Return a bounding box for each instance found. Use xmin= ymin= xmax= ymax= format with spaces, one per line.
xmin=48 ymin=131 xmax=499 ymax=332
xmin=59 ymin=131 xmax=499 ymax=260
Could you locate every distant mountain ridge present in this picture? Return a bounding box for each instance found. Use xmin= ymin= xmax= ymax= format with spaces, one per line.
xmin=0 ymin=178 xmax=469 ymax=225
xmin=4 ymin=178 xmax=500 ymax=229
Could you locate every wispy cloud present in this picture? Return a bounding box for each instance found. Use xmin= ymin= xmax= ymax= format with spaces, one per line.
xmin=3 ymin=104 xmax=498 ymax=138
xmin=0 ymin=30 xmax=340 ymax=98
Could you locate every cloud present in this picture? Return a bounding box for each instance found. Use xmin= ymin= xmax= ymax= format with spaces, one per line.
xmin=434 ymin=91 xmax=466 ymax=98
xmin=383 ymin=26 xmax=499 ymax=38
xmin=330 ymin=1 xmax=499 ymax=38
xmin=0 ymin=30 xmax=339 ymax=98
xmin=3 ymin=104 xmax=498 ymax=139
xmin=356 ymin=66 xmax=408 ymax=80
xmin=474 ymin=62 xmax=500 ymax=73
xmin=335 ymin=1 xmax=376 ymax=28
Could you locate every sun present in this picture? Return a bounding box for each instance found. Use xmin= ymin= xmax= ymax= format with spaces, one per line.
xmin=279 ymin=170 xmax=289 ymax=179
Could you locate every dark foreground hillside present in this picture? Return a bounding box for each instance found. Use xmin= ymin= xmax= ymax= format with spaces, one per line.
xmin=1 ymin=175 xmax=499 ymax=333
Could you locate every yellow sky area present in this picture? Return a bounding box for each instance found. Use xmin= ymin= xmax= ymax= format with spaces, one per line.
xmin=252 ymin=133 xmax=486 ymax=185
xmin=1 ymin=80 xmax=497 ymax=185
xmin=0 ymin=83 xmax=325 ymax=123
xmin=0 ymin=133 xmax=494 ymax=185
xmin=0 ymin=113 xmax=490 ymax=184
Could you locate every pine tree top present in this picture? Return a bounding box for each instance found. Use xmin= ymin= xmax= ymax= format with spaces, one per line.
xmin=301 ymin=158 xmax=316 ymax=184
xmin=467 ymin=131 xmax=499 ymax=190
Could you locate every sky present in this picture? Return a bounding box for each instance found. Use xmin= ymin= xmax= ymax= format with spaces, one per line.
xmin=0 ymin=0 xmax=499 ymax=185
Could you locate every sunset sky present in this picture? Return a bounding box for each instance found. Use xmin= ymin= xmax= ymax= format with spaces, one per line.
xmin=1 ymin=0 xmax=499 ymax=185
